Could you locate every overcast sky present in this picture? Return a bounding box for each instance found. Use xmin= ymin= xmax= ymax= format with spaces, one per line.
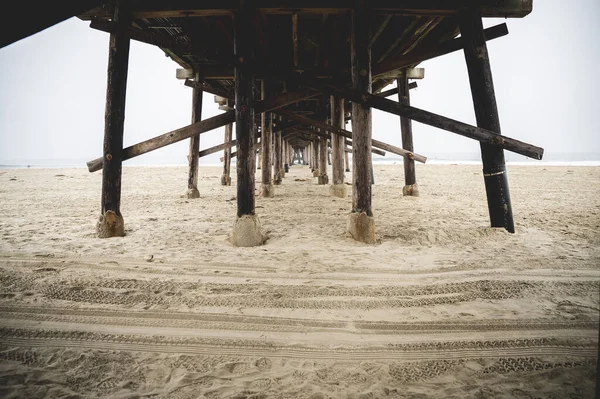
xmin=0 ymin=0 xmax=599 ymax=166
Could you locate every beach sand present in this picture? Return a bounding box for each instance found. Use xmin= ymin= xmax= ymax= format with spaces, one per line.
xmin=0 ymin=163 xmax=598 ymax=398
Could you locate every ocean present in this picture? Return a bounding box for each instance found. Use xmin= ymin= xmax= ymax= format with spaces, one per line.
xmin=1 ymin=152 xmax=599 ymax=169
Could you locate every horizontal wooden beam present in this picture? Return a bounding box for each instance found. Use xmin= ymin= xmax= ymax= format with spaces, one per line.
xmin=87 ymin=89 xmax=319 ymax=172
xmin=199 ymin=139 xmax=237 ymax=158
xmin=79 ymin=0 xmax=532 ymax=19
xmin=184 ymin=79 xmax=234 ymax=100
xmin=276 ymin=109 xmax=426 ymax=163
xmin=307 ymin=80 xmax=544 ymax=160
xmin=378 ymin=82 xmax=417 ymax=98
xmin=374 ymin=23 xmax=509 ymax=78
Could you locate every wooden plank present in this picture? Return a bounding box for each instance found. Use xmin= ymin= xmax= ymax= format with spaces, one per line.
xmin=305 ymin=80 xmax=544 ymax=160
xmin=276 ymin=109 xmax=427 ymax=162
xmin=460 ymin=8 xmax=514 ymax=232
xmin=97 ymin=0 xmax=131 ymax=238
xmin=374 ymin=23 xmax=509 ymax=77
xmin=79 ymin=1 xmax=532 ymax=19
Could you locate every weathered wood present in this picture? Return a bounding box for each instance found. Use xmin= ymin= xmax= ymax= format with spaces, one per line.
xmin=199 ymin=138 xmax=237 ymax=158
xmin=397 ymin=75 xmax=416 ymax=188
xmin=292 ymin=13 xmax=299 ymax=67
xmin=351 ymin=0 xmax=373 ymax=216
xmin=374 ymin=23 xmax=509 ymax=78
xmin=261 ymin=80 xmax=273 ymax=188
xmin=344 ymin=139 xmax=386 ymax=157
xmin=276 ymin=109 xmax=426 ymax=162
xmin=377 ymin=82 xmax=417 ymax=98
xmin=330 ymin=96 xmax=345 ymax=185
xmin=312 ymin=140 xmax=319 ymax=173
xmin=460 ymin=8 xmax=514 ymax=233
xmin=306 ymin=80 xmax=544 ymax=160
xmin=222 ymin=123 xmax=233 ymax=185
xmin=98 ymin=0 xmax=131 ymax=238
xmin=274 ymin=130 xmax=283 ymax=184
xmin=87 ymin=88 xmax=319 ymax=172
xmin=1 ymin=0 xmax=104 ymax=48
xmin=235 ymin=4 xmax=256 ymax=217
xmin=344 ymin=140 xmax=350 ymax=172
xmin=79 ymin=0 xmax=533 ymax=19
xmin=185 ymin=79 xmax=234 ymax=100
xmin=187 ymin=72 xmax=202 ymax=198
xmin=318 ymin=129 xmax=328 ymax=184
xmin=87 ymin=111 xmax=234 ymax=172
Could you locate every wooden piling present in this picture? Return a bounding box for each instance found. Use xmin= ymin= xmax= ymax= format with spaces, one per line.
xmin=348 ymin=0 xmax=375 ymax=243
xmin=274 ymin=130 xmax=282 ymax=185
xmin=234 ymin=5 xmax=256 ymax=218
xmin=312 ymin=139 xmax=320 ymax=177
xmin=330 ymin=96 xmax=346 ymax=188
xmin=221 ymin=123 xmax=233 ymax=185
xmin=460 ymin=8 xmax=514 ymax=233
xmin=318 ymin=129 xmax=328 ymax=184
xmin=397 ymin=74 xmax=418 ymax=196
xmin=97 ymin=0 xmax=131 ymax=238
xmin=186 ymin=72 xmax=202 ymax=198
xmin=260 ymin=80 xmax=274 ymax=196
xmin=230 ymin=2 xmax=266 ymax=247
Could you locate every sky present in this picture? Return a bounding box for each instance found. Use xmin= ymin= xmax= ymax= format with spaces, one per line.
xmin=0 ymin=0 xmax=599 ymax=167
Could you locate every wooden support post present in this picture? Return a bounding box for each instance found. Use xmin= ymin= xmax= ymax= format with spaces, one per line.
xmin=273 ymin=130 xmax=283 ymax=185
xmin=330 ymin=95 xmax=347 ymax=197
xmin=314 ymin=140 xmax=318 ymax=173
xmin=221 ymin=123 xmax=233 ymax=185
xmin=280 ymin=133 xmax=286 ymax=178
xmin=260 ymin=80 xmax=274 ymax=196
xmin=460 ymin=8 xmax=514 ymax=233
xmin=186 ymin=72 xmax=202 ymax=199
xmin=231 ymin=2 xmax=266 ymax=247
xmin=397 ymin=74 xmax=418 ymax=196
xmin=348 ymin=0 xmax=375 ymax=244
xmin=345 ymin=140 xmax=350 ymax=172
xmin=97 ymin=0 xmax=131 ymax=238
xmin=318 ymin=129 xmax=329 ymax=184
xmin=284 ymin=140 xmax=289 ymax=173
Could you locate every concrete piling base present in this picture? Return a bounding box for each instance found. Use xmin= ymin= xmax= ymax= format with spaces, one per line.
xmin=347 ymin=212 xmax=375 ymax=244
xmin=221 ymin=175 xmax=231 ymax=186
xmin=402 ymin=184 xmax=420 ymax=197
xmin=96 ymin=210 xmax=125 ymax=238
xmin=186 ymin=188 xmax=200 ymax=199
xmin=329 ymin=184 xmax=348 ymax=198
xmin=260 ymin=184 xmax=275 ymax=198
xmin=230 ymin=215 xmax=267 ymax=247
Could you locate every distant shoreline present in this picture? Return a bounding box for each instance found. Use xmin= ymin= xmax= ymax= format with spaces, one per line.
xmin=2 ymin=160 xmax=600 ymax=169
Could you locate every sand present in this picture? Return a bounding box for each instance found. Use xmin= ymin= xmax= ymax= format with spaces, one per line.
xmin=0 ymin=163 xmax=598 ymax=398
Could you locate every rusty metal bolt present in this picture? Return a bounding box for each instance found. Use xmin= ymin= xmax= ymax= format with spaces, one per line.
xmin=106 ymin=154 xmax=112 ymax=161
